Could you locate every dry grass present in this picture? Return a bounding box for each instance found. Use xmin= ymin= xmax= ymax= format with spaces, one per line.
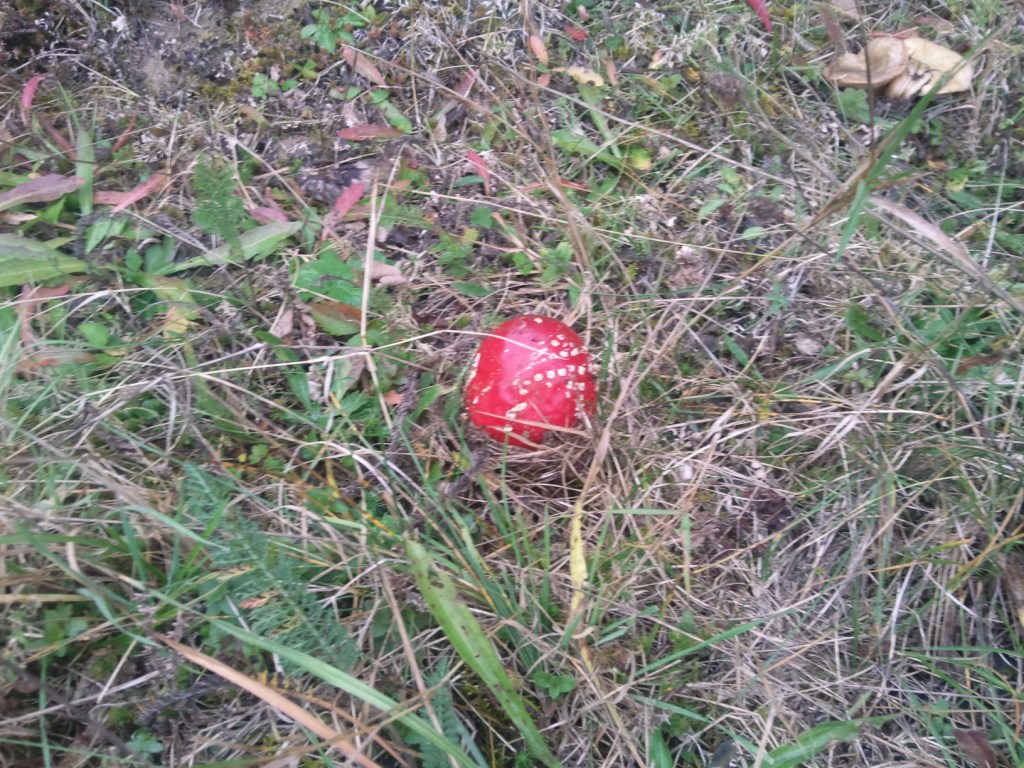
xmin=1 ymin=0 xmax=1023 ymax=766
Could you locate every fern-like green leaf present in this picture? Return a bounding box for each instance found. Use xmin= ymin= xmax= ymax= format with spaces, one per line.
xmin=192 ymin=155 xmax=247 ymax=255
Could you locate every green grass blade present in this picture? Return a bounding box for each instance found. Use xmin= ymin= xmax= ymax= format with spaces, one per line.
xmin=763 ymin=719 xmax=876 ymax=767
xmin=197 ymin=616 xmax=484 ymax=768
xmin=406 ymin=540 xmax=564 ymax=768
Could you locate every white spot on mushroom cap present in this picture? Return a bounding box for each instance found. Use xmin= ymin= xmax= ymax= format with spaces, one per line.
xmin=550 ymin=339 xmax=560 ymax=347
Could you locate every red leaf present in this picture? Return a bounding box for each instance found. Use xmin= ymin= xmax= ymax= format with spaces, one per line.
xmin=746 ymin=0 xmax=772 ymax=32
xmin=110 ymin=173 xmax=167 ymax=213
xmin=19 ymin=284 xmax=71 ymax=344
xmin=21 ymin=74 xmax=50 ymax=112
xmin=337 ymin=124 xmax=405 ymax=140
xmin=0 ymin=174 xmax=84 ymax=212
xmin=37 ymin=116 xmax=75 ymax=158
xmin=466 ymin=150 xmax=491 ymax=195
xmin=564 ymin=25 xmax=587 ymax=41
xmin=328 ymin=181 xmax=366 ymax=223
xmin=341 ymin=46 xmax=387 ymax=86
xmin=528 ymin=35 xmax=549 ymax=66
xmin=111 ymin=114 xmax=137 ymax=153
xmin=247 ymin=206 xmax=290 ymax=224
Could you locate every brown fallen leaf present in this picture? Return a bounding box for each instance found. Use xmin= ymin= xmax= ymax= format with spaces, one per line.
xmin=337 ymin=124 xmax=405 ymax=141
xmin=952 ymin=728 xmax=999 ymax=768
xmin=0 ymin=174 xmax=85 ymax=213
xmin=341 ymin=45 xmax=387 ymax=86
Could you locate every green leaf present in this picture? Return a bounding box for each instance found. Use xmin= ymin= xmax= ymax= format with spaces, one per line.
xmin=532 ymin=671 xmax=575 ymax=698
xmin=469 ymin=205 xmax=494 ymax=228
xmin=550 ymin=128 xmax=626 ymax=170
xmin=166 ymin=221 xmax=302 ymax=274
xmin=452 ymin=281 xmax=490 ymax=297
xmin=406 ymin=541 xmax=563 ymax=768
xmin=378 ymin=99 xmax=413 ymax=134
xmin=834 ymin=88 xmax=872 ymax=125
xmin=0 ymin=233 xmax=88 ymax=287
xmin=78 ymin=321 xmax=110 ymax=348
xmin=191 ymin=155 xmax=248 ymax=254
xmin=845 ymin=304 xmax=883 ymax=342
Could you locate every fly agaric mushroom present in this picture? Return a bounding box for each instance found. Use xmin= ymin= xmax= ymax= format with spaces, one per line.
xmin=464 ymin=315 xmax=597 ymax=449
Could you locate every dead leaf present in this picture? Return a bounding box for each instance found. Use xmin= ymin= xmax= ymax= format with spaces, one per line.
xmin=18 ymin=284 xmax=71 ymax=344
xmin=956 ymin=352 xmax=1005 ymax=375
xmin=327 ymin=181 xmax=366 ymax=225
xmin=557 ymin=66 xmax=604 ymax=87
xmin=382 ymin=390 xmax=403 ymax=406
xmin=247 ymin=206 xmax=290 ymax=224
xmin=885 ymin=36 xmax=973 ymax=99
xmin=21 ymin=73 xmax=50 ymax=113
xmin=0 ymin=174 xmax=85 ymax=213
xmin=312 ymin=300 xmax=362 ymax=322
xmin=148 ymin=276 xmax=199 ymax=337
xmin=454 ymin=68 xmax=476 ymax=98
xmin=465 ymin=149 xmax=491 ymax=195
xmin=16 ymin=347 xmax=96 ymax=372
xmin=341 ymin=46 xmax=387 ymax=86
xmin=528 ymin=35 xmax=548 ymax=67
xmin=745 ymin=0 xmax=772 ymax=32
xmin=952 ymin=728 xmax=999 ymax=768
xmin=564 ymin=25 xmax=587 ymax=42
xmin=794 ymin=335 xmax=824 ymax=356
xmin=602 ymin=57 xmax=619 ymax=87
xmin=824 ymin=37 xmax=907 ymax=88
xmin=337 ymin=124 xmax=405 ymax=141
xmin=110 ymin=173 xmax=167 ymax=213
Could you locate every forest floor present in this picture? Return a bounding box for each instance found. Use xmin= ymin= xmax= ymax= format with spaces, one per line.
xmin=1 ymin=1 xmax=1023 ymax=767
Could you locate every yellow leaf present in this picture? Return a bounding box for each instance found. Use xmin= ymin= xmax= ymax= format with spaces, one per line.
xmin=558 ymin=66 xmax=604 ymax=87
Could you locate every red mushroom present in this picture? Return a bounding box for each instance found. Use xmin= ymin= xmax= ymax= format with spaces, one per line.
xmin=464 ymin=315 xmax=597 ymax=449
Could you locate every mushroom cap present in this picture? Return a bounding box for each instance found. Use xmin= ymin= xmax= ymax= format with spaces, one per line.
xmin=464 ymin=315 xmax=597 ymax=449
